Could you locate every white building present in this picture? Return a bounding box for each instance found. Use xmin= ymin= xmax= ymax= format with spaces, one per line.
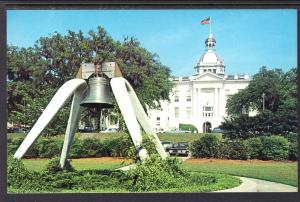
xmin=148 ymin=33 xmax=252 ymax=133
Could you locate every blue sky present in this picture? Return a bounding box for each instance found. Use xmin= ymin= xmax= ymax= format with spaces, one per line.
xmin=7 ymin=9 xmax=297 ymax=76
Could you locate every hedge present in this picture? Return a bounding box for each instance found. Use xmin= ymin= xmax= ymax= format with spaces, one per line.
xmin=260 ymin=136 xmax=289 ymax=161
xmin=179 ymin=124 xmax=198 ymax=133
xmin=7 ymin=134 xmax=134 ymax=159
xmin=191 ymin=134 xmax=295 ymax=161
xmin=191 ymin=134 xmax=221 ymax=158
xmin=7 ymin=133 xmax=297 ymax=161
xmin=244 ymin=137 xmax=263 ymax=159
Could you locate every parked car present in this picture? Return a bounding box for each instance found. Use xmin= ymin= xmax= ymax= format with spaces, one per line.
xmin=78 ymin=126 xmax=93 ymax=132
xmin=212 ymin=127 xmax=224 ymax=133
xmin=168 ymin=142 xmax=189 ymax=156
xmin=100 ymin=127 xmax=119 ymax=133
xmin=8 ymin=127 xmax=28 ymax=133
xmin=161 ymin=141 xmax=172 ymax=152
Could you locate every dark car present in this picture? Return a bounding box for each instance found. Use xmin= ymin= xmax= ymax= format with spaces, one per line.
xmin=212 ymin=127 xmax=224 ymax=133
xmin=161 ymin=141 xmax=172 ymax=152
xmin=78 ymin=126 xmax=93 ymax=132
xmin=168 ymin=142 xmax=189 ymax=156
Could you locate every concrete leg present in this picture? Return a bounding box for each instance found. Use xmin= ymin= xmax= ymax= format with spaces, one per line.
xmin=122 ymin=78 xmax=168 ymax=159
xmin=110 ymin=78 xmax=148 ymax=161
xmin=14 ymin=79 xmax=87 ymax=159
xmin=111 ymin=77 xmax=167 ymax=160
xmin=60 ymin=85 xmax=87 ymax=168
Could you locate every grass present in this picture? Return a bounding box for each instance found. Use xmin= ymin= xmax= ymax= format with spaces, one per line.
xmin=12 ymin=157 xmax=241 ymax=193
xmin=9 ymin=132 xmax=297 ymax=187
xmin=22 ymin=156 xmax=297 ymax=187
xmin=22 ymin=157 xmax=131 ymax=172
xmin=182 ymin=158 xmax=298 ymax=187
xmin=7 ymin=132 xmax=26 ymax=140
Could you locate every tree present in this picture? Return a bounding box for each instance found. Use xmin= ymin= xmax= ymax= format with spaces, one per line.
xmin=221 ymin=67 xmax=297 ymax=139
xmin=7 ymin=26 xmax=174 ymax=135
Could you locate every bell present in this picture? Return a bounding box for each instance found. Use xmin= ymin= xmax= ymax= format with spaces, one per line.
xmin=80 ymin=77 xmax=114 ymax=109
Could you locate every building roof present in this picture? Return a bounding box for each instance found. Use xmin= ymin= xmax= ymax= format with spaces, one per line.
xmin=195 ymin=33 xmax=225 ymax=69
xmin=198 ymin=49 xmax=223 ymax=65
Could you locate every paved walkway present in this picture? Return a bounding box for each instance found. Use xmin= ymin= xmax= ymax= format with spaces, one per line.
xmin=215 ymin=176 xmax=297 ymax=192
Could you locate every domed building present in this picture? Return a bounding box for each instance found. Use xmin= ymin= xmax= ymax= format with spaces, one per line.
xmin=148 ymin=33 xmax=252 ymax=133
xmin=195 ymin=33 xmax=225 ymax=75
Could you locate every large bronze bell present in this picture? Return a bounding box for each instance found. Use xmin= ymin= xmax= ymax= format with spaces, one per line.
xmin=80 ymin=77 xmax=113 ymax=109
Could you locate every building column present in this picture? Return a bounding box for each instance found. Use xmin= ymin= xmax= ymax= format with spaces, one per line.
xmin=218 ymin=88 xmax=222 ymax=117
xmin=220 ymin=87 xmax=225 ymax=116
xmin=214 ymin=88 xmax=218 ymax=118
xmin=198 ymin=88 xmax=202 ymax=118
xmin=192 ymin=87 xmax=197 ymax=118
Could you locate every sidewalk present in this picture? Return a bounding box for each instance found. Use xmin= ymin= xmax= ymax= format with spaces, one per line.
xmin=214 ymin=176 xmax=297 ymax=192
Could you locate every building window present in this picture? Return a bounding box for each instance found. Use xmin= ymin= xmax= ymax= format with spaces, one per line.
xmin=186 ymin=107 xmax=192 ymax=119
xmin=204 ymin=69 xmax=207 ymax=72
xmin=186 ymin=90 xmax=191 ymax=102
xmin=203 ymin=106 xmax=213 ymax=117
xmin=208 ymin=69 xmax=211 ymax=72
xmin=213 ymin=69 xmax=216 ymax=73
xmin=156 ymin=117 xmax=160 ymax=127
xmin=175 ymin=107 xmax=179 ymax=118
xmin=174 ymin=90 xmax=179 ymax=102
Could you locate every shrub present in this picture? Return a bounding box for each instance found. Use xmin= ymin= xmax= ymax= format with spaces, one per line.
xmin=7 ymin=138 xmax=24 ymax=155
xmin=179 ymin=123 xmax=198 ymax=133
xmin=68 ymin=137 xmax=83 ymax=158
xmin=288 ymin=142 xmax=298 ymax=161
xmin=245 ymin=137 xmax=263 ymax=159
xmin=45 ymin=157 xmax=75 ymax=174
xmin=7 ymin=156 xmax=54 ymax=192
xmin=7 ymin=156 xmax=32 ymax=188
xmin=7 ymin=137 xmax=39 ymax=158
xmin=104 ymin=134 xmax=133 ymax=157
xmin=80 ymin=138 xmax=103 ymax=157
xmin=224 ymin=139 xmax=250 ymax=160
xmin=126 ymin=155 xmax=188 ymax=191
xmin=37 ymin=138 xmax=61 ymax=158
xmin=260 ymin=136 xmax=289 ymax=160
xmin=191 ymin=134 xmax=221 ymax=158
xmin=217 ymin=141 xmax=231 ymax=159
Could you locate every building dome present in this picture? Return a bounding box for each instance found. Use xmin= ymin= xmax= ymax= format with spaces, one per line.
xmin=194 ymin=33 xmax=225 ymax=75
xmin=199 ymin=50 xmax=222 ymax=64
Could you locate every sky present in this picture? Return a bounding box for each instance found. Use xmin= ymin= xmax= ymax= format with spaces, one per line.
xmin=7 ymin=9 xmax=297 ymax=76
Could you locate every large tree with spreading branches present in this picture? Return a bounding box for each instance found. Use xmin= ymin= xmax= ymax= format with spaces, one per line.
xmin=221 ymin=67 xmax=297 ymax=139
xmin=7 ymin=26 xmax=174 ymax=135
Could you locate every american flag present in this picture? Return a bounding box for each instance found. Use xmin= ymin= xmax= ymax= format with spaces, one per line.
xmin=201 ymin=17 xmax=210 ymax=25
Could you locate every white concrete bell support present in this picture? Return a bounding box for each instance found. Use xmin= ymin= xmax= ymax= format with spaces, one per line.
xmin=14 ymin=62 xmax=168 ymax=168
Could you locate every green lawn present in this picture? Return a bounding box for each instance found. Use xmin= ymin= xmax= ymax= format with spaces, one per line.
xmin=7 ymin=132 xmax=26 ymax=140
xmin=9 ymin=132 xmax=298 ymax=187
xmin=22 ymin=157 xmax=131 ymax=172
xmin=182 ymin=159 xmax=298 ymax=187
xmin=22 ymin=156 xmax=297 ymax=187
